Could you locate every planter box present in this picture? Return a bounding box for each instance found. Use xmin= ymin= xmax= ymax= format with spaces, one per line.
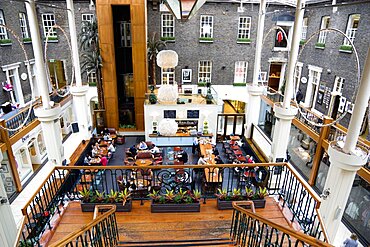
xmin=217 ymin=198 xmax=266 ymax=210
xmin=81 ymin=200 xmax=132 ymax=212
xmin=151 ymin=202 xmax=200 ymax=213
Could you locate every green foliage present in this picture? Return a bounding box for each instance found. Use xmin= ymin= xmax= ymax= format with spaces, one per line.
xmin=148 ymin=32 xmax=167 ymax=85
xmin=160 ymin=36 xmax=175 ymax=41
xmin=299 ymin=40 xmax=305 ymax=46
xmin=245 ymin=187 xmax=254 ymax=199
xmin=199 ymin=37 xmax=214 ymax=42
xmin=23 ymin=37 xmax=32 ymax=43
xmin=44 ymin=36 xmax=58 ymax=42
xmin=118 ymin=188 xmax=132 ymax=205
xmin=107 ymin=189 xmax=119 ymax=203
xmin=197 ymin=82 xmax=207 ymax=87
xmin=339 ymin=45 xmax=353 ymax=52
xmin=149 ymin=85 xmax=157 ymax=104
xmin=0 ymin=39 xmax=12 ymax=45
xmin=19 ymin=239 xmax=33 ymax=247
xmin=237 ymin=38 xmax=251 ymax=43
xmin=256 ymin=187 xmax=269 ymax=199
xmin=93 ymin=190 xmax=105 ymax=203
xmin=119 ymin=124 xmax=136 ymax=129
xmin=164 ymin=189 xmax=175 ymax=202
xmin=233 ymin=83 xmax=247 ymax=87
xmin=231 ymin=188 xmax=242 ymax=200
xmin=315 ymin=42 xmax=325 ymax=48
xmin=79 ymin=188 xmax=92 ymax=202
xmin=215 ymin=188 xmax=228 ymax=200
xmin=149 ymin=189 xmax=201 ymax=204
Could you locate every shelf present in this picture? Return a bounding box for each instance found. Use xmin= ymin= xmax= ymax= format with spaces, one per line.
xmin=269 ymin=76 xmax=280 ymax=79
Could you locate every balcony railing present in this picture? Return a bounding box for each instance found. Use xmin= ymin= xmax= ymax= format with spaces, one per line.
xmin=16 ymin=163 xmax=329 ymax=246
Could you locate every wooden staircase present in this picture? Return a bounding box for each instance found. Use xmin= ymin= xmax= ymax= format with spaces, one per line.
xmin=117 ymin=238 xmax=235 ymax=246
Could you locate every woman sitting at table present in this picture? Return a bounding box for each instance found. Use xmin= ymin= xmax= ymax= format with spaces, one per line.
xmin=91 ymin=145 xmax=98 ymax=158
xmin=100 ymin=156 xmax=108 ymax=166
xmin=84 ymin=155 xmax=91 ymax=165
xmin=138 ymin=141 xmax=148 ymax=150
xmin=108 ymin=142 xmax=116 ymax=153
xmin=150 ymin=144 xmax=161 ymax=154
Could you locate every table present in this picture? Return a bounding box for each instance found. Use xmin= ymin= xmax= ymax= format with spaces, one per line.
xmin=135 ymin=159 xmax=153 ymax=166
xmin=230 ymin=136 xmax=240 ymax=141
xmin=89 ymin=158 xmax=101 ymax=165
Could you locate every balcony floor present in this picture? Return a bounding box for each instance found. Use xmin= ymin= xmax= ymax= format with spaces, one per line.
xmin=49 ymin=197 xmax=293 ymax=245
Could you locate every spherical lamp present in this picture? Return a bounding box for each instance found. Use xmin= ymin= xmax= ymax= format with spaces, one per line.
xmin=158 ymin=119 xmax=178 ymax=136
xmin=157 ymin=50 xmax=178 ymax=69
xmin=157 ymin=83 xmax=179 ymax=103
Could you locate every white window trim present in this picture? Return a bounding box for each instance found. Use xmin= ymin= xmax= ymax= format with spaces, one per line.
xmin=198 ymin=60 xmax=212 ymax=84
xmin=343 ymin=14 xmax=360 ymax=46
xmin=19 ymin=12 xmax=30 ymax=39
xmin=41 ymin=13 xmax=57 ymax=38
xmin=273 ymin=21 xmax=294 ymax=52
xmin=237 ymin=17 xmax=251 ymax=41
xmin=301 ymin=17 xmax=308 ymax=40
xmin=333 ymin=76 xmax=344 ymax=94
xmin=82 ymin=13 xmax=94 ymax=23
xmin=295 ymin=62 xmax=303 ymax=92
xmin=234 ymin=61 xmax=248 ymax=83
xmin=199 ymin=15 xmax=213 ymax=40
xmin=0 ymin=9 xmax=9 ymax=40
xmin=24 ymin=59 xmax=37 ymax=100
xmin=258 ymin=71 xmax=267 ymax=83
xmin=2 ymin=62 xmax=25 ymax=106
xmin=304 ymin=65 xmax=323 ymax=109
xmin=161 ymin=13 xmax=175 ymax=39
xmin=161 ymin=68 xmax=175 ymax=85
xmin=318 ymin=16 xmax=330 ymax=44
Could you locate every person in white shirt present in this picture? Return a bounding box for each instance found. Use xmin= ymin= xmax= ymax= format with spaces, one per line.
xmin=108 ymin=142 xmax=116 ymax=153
xmin=138 ymin=141 xmax=148 ymax=150
xmin=150 ymin=144 xmax=160 ymax=154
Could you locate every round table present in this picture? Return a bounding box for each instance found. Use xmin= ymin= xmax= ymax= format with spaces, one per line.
xmin=135 ymin=159 xmax=153 ymax=166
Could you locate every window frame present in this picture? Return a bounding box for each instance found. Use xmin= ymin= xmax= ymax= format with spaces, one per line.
xmin=317 ymin=16 xmax=330 ymax=45
xmin=161 ymin=13 xmax=175 ymax=39
xmin=2 ymin=62 xmax=25 ymax=106
xmin=301 ymin=17 xmax=308 ymax=40
xmin=198 ymin=60 xmax=212 ymax=84
xmin=304 ymin=65 xmax=323 ymax=109
xmin=234 ymin=61 xmax=248 ymax=84
xmin=161 ymin=68 xmax=175 ymax=85
xmin=237 ymin=16 xmax=251 ymax=42
xmin=343 ymin=14 xmax=360 ymax=46
xmin=82 ymin=13 xmax=94 ymax=23
xmin=0 ymin=9 xmax=9 ymax=40
xmin=294 ymin=62 xmax=303 ymax=92
xmin=41 ymin=13 xmax=57 ymax=38
xmin=333 ymin=76 xmax=344 ymax=94
xmin=19 ymin=12 xmax=30 ymax=39
xmin=87 ymin=70 xmax=97 ymax=85
xmin=274 ymin=21 xmax=293 ymax=51
xmin=199 ymin=15 xmax=213 ymax=40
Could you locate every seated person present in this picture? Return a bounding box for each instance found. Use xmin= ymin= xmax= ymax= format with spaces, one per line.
xmin=213 ymin=147 xmax=219 ymax=156
xmin=138 ymin=141 xmax=148 ymax=150
xmin=246 ymin=155 xmax=254 ymax=163
xmin=215 ymin=155 xmax=223 ymax=164
xmin=129 ymin=145 xmax=138 ymax=156
xmin=91 ymin=145 xmax=98 ymax=158
xmin=84 ymin=155 xmax=91 ymax=165
xmin=177 ymin=149 xmax=188 ymax=164
xmin=100 ymin=156 xmax=108 ymax=166
xmin=94 ymin=142 xmax=101 ymax=150
xmin=102 ymin=128 xmax=110 ymax=135
xmin=150 ymin=144 xmax=161 ymax=154
xmin=197 ymin=155 xmax=207 ymax=165
xmin=103 ymin=133 xmax=111 ymax=141
xmin=192 ymin=137 xmax=200 ymax=154
xmin=108 ymin=142 xmax=116 ymax=153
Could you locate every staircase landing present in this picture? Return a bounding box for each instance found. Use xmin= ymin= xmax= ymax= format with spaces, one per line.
xmin=49 ymin=197 xmax=292 ymax=245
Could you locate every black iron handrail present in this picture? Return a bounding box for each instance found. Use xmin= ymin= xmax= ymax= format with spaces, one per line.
xmin=231 ymin=201 xmax=332 ymax=246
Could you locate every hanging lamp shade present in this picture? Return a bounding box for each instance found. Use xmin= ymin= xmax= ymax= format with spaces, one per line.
xmin=157 ymin=50 xmax=178 ymax=69
xmin=158 ymin=119 xmax=178 ymax=136
xmin=157 ymin=83 xmax=179 ymax=103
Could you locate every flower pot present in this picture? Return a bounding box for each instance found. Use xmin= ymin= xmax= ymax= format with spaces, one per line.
xmin=80 ymin=200 xmax=132 ymax=212
xmin=217 ymin=198 xmax=266 ymax=210
xmin=151 ymin=201 xmax=200 ymax=213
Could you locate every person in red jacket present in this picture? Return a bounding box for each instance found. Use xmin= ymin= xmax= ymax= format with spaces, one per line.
xmin=100 ymin=156 xmax=108 ymax=166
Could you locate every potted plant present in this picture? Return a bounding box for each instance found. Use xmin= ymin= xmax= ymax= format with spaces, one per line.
xmin=149 ymin=85 xmax=157 ymax=104
xmin=216 ymin=186 xmax=267 ymax=210
xmin=80 ymin=189 xmax=132 ymax=212
xmin=149 ymin=189 xmax=201 ymax=213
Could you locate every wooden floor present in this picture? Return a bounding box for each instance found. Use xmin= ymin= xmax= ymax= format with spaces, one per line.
xmin=49 ymin=197 xmax=292 ymax=245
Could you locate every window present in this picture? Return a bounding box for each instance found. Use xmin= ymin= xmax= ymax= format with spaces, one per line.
xmin=19 ymin=12 xmax=29 ymax=39
xmin=41 ymin=13 xmax=57 ymax=38
xmin=274 ymin=21 xmax=293 ymax=50
xmin=198 ymin=60 xmax=212 ymax=83
xmin=82 ymin=13 xmax=94 ymax=23
xmin=304 ymin=65 xmax=323 ymax=109
xmin=294 ymin=62 xmax=303 ymax=91
xmin=0 ymin=10 xmax=9 ymax=40
xmin=343 ymin=14 xmax=360 ymax=46
xmin=301 ymin=17 xmax=308 ymax=40
xmin=37 ymin=133 xmax=46 ymax=156
xmin=161 ymin=68 xmax=175 ymax=84
xmin=87 ymin=71 xmax=97 ymax=85
xmin=237 ymin=17 xmax=251 ymax=41
xmin=161 ymin=14 xmax=175 ymax=39
xmin=25 ymin=59 xmax=38 ymax=99
xmin=333 ymin=76 xmax=344 ymax=94
xmin=2 ymin=63 xmax=25 ymax=105
xmin=48 ymin=60 xmax=66 ymax=89
xmin=234 ymin=61 xmax=248 ymax=83
xmin=317 ymin=16 xmax=330 ymax=45
xmin=199 ymin=15 xmax=213 ymax=39
xmin=119 ymin=21 xmax=131 ymax=47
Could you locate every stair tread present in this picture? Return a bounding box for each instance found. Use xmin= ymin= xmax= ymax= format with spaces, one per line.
xmin=117 ymin=238 xmax=234 ymax=247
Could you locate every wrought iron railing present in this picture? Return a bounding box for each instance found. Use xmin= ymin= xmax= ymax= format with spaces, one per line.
xmin=49 ymin=205 xmax=119 ymax=247
xmin=230 ymin=201 xmax=332 ymax=247
xmin=16 ymin=163 xmax=328 ymax=246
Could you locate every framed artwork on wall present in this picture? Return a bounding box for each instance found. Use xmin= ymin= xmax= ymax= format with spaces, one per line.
xmin=182 ymin=69 xmax=192 ymax=83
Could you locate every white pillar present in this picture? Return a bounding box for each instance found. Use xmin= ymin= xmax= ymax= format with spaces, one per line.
xmin=0 ymin=153 xmax=17 ymax=246
xmin=319 ymin=146 xmax=367 ymax=241
xmin=320 ymin=46 xmax=370 ymax=242
xmin=245 ymin=0 xmax=266 ymax=138
xmin=34 ymin=105 xmax=64 ymax=165
xmin=25 ymin=0 xmax=50 ymax=109
xmin=67 ymin=0 xmax=91 ymax=139
xmin=283 ymin=0 xmax=305 ymax=108
xmin=270 ymin=104 xmax=298 ymax=161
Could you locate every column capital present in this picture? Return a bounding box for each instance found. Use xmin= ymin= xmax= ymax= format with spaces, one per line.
xmin=247 ymin=85 xmax=264 ymax=96
xmin=328 ymin=142 xmax=368 ymax=171
xmin=70 ymin=85 xmax=89 ymax=96
xmin=34 ymin=104 xmax=62 ymax=121
xmin=273 ymin=103 xmax=298 ymax=120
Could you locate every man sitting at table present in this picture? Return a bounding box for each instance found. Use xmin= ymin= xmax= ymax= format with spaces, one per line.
xmin=177 ymin=148 xmax=188 ymax=164
xmin=150 ymin=144 xmax=161 ymax=154
xmin=108 ymin=142 xmax=116 ymax=153
xmin=129 ymin=145 xmax=138 ymax=156
xmin=138 ymin=141 xmax=148 ymax=150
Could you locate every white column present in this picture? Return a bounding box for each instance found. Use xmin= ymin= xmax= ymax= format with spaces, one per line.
xmin=24 ymin=0 xmax=50 ymax=109
xmin=0 ymin=153 xmax=17 ymax=246
xmin=245 ymin=0 xmax=266 ymax=138
xmin=34 ymin=105 xmax=64 ymax=165
xmin=283 ymin=0 xmax=305 ymax=108
xmin=67 ymin=0 xmax=91 ymax=139
xmin=270 ymin=103 xmax=298 ymax=161
xmin=320 ymin=47 xmax=370 ymax=242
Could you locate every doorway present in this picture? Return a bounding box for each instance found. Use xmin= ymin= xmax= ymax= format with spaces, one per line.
xmin=268 ymin=63 xmax=282 ymax=91
xmin=217 ymin=114 xmax=245 ymax=141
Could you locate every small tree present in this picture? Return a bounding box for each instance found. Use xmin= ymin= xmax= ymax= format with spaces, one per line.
xmin=79 ymin=18 xmax=105 ymax=109
xmin=147 ymin=32 xmax=166 ymax=85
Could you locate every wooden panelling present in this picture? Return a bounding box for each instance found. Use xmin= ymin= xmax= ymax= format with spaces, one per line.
xmin=9 ymin=120 xmax=40 ymax=145
xmin=292 ymin=118 xmax=320 ymax=142
xmin=357 ymin=167 xmax=370 ymax=183
xmin=96 ymin=0 xmax=147 ymax=130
